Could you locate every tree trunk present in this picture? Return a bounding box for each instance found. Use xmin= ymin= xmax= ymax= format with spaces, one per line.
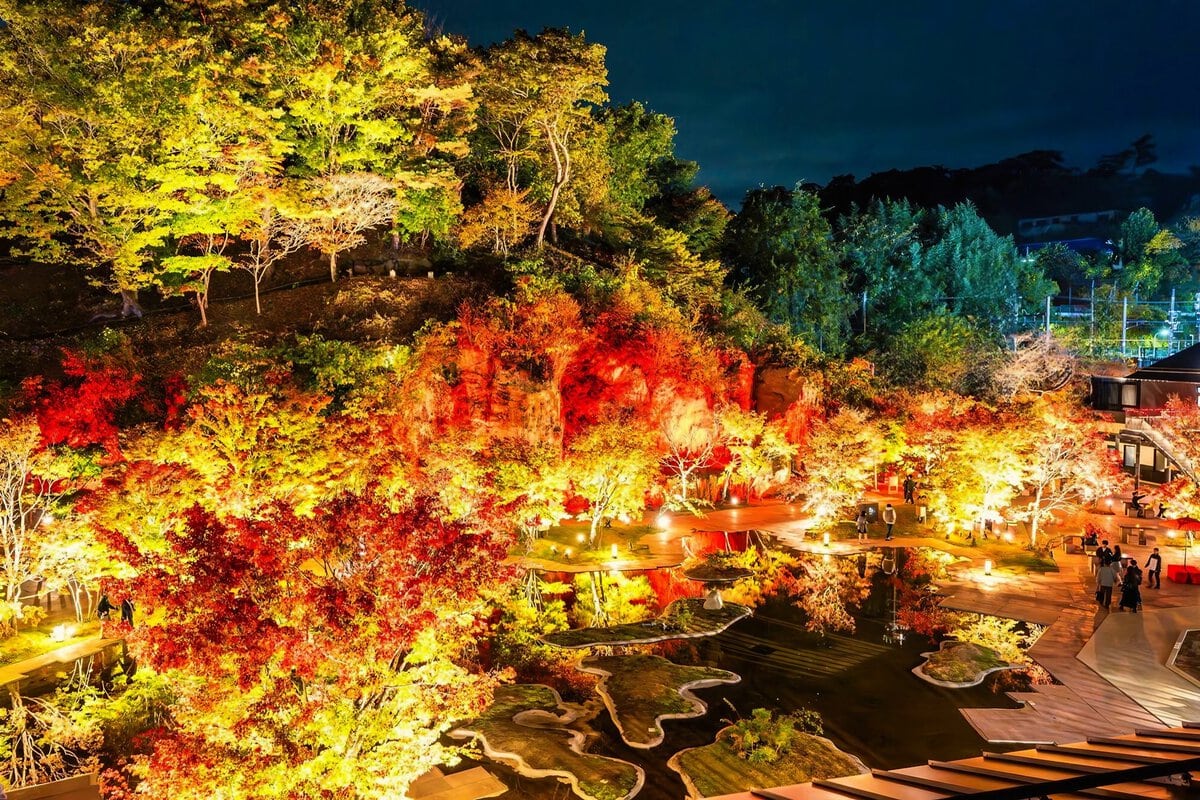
xmin=588 ymin=512 xmax=602 ymax=547
xmin=119 ymin=288 xmax=143 ymax=318
xmin=1029 ymin=485 xmax=1043 ymax=547
xmin=253 ymin=277 xmax=263 ymax=315
xmin=329 ymin=251 xmax=338 ymax=283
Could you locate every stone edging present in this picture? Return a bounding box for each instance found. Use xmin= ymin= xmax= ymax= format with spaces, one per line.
xmin=577 ymin=658 xmax=740 ymax=749
xmin=448 ymin=684 xmax=645 ymax=800
xmin=912 ymin=640 xmax=1020 ymax=688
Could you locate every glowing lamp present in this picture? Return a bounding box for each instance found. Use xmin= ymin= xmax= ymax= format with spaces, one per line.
xmin=618 ymin=513 xmax=631 ymax=524
xmin=50 ymin=623 xmax=74 ymax=642
xmin=730 ymin=496 xmax=740 ymax=506
xmin=1002 ymin=532 xmax=1013 ymax=543
xmin=655 ymin=513 xmax=670 ymax=529
xmin=42 ymin=513 xmax=54 ymax=526
xmin=576 ymin=533 xmax=585 ymax=544
xmin=983 ymin=559 xmax=993 ymax=576
xmin=611 ymin=543 xmax=619 ymax=560
xmin=1106 ymin=499 xmax=1114 ymax=509
xmin=822 ymin=532 xmax=831 ymax=547
xmin=564 ymin=548 xmax=573 ymax=559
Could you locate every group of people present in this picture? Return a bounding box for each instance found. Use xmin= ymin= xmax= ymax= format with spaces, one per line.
xmin=855 ymin=502 xmax=899 ymax=542
xmin=96 ymin=593 xmax=135 ymax=628
xmin=1093 ymin=540 xmax=1161 ymax=612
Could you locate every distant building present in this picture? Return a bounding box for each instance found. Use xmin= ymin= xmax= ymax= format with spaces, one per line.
xmin=1017 ymin=209 xmax=1122 ymax=240
xmin=1091 ymin=344 xmax=1200 ymax=485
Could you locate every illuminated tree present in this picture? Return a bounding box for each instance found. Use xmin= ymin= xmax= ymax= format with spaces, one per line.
xmin=792 ymin=408 xmax=885 ymax=526
xmin=990 ymin=333 xmax=1076 ymax=400
xmin=292 ymin=172 xmax=397 ymax=282
xmin=103 ymin=493 xmax=513 ymax=800
xmin=1014 ymin=396 xmax=1118 ymax=546
xmin=237 ymin=185 xmax=308 ymax=314
xmin=566 ymin=420 xmax=657 ymax=546
xmin=793 ymin=555 xmax=869 ymax=638
xmin=659 ymin=410 xmax=716 ymax=510
xmin=477 ymin=28 xmax=608 ymax=247
xmin=924 ymin=420 xmax=1026 ymax=532
xmin=0 ymin=418 xmax=84 ymax=621
xmin=456 ymin=185 xmax=538 ymax=257
xmin=715 ymin=405 xmax=797 ymax=501
xmin=0 ymin=1 xmax=200 ymax=315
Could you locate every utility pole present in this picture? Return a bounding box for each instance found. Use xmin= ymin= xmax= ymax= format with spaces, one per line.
xmin=1121 ymin=295 xmax=1128 ymax=358
xmin=1045 ymin=295 xmax=1051 ymax=335
xmin=1170 ymin=287 xmax=1177 ymax=350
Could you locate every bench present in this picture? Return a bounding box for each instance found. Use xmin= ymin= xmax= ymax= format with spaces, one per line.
xmin=627 ymin=542 xmax=651 ymax=556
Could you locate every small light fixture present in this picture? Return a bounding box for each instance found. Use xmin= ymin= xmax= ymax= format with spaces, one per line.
xmin=1002 ymin=532 xmax=1013 ymax=543
xmin=618 ymin=513 xmax=631 ymax=525
xmin=611 ymin=543 xmax=619 ymax=560
xmin=730 ymin=496 xmax=740 ymax=506
xmin=564 ymin=548 xmax=573 ymax=559
xmin=983 ymin=559 xmax=993 ymax=576
xmin=822 ymin=532 xmax=831 ymax=547
xmin=576 ymin=533 xmax=585 ymax=544
xmin=655 ymin=513 xmax=670 ymax=529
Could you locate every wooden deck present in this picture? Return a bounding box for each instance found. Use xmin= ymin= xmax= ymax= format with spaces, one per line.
xmin=0 ymin=637 xmax=123 ymax=690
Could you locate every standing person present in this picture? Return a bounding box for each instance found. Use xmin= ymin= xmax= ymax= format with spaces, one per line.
xmin=120 ymin=597 xmax=135 ymax=627
xmin=1112 ymin=544 xmax=1124 ymax=567
xmin=1144 ymin=548 xmax=1163 ymax=588
xmin=856 ymin=509 xmax=869 ymax=542
xmin=903 ymin=475 xmax=916 ymax=504
xmin=1119 ymin=563 xmax=1143 ymax=612
xmin=883 ymin=503 xmax=897 ymax=541
xmin=1096 ymin=560 xmax=1118 ymax=609
xmin=1096 ymin=540 xmax=1114 ymax=565
xmin=96 ymin=593 xmax=113 ymax=621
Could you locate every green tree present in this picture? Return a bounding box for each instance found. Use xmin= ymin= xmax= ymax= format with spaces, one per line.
xmin=565 ymin=420 xmax=656 ymax=547
xmin=476 ymin=28 xmax=608 ymax=247
xmin=723 ymin=186 xmax=850 ymax=352
xmin=918 ymin=203 xmax=1051 ymax=332
xmin=0 ymin=1 xmax=201 ymax=315
xmin=840 ymin=199 xmax=931 ymax=342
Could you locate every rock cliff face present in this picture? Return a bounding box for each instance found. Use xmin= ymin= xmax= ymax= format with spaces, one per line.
xmin=753 ymin=365 xmax=824 ymax=444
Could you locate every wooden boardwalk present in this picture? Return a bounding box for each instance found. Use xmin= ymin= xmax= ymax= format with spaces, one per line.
xmin=957 ymin=555 xmax=1169 ymax=744
xmin=0 ymin=637 xmax=124 ymax=690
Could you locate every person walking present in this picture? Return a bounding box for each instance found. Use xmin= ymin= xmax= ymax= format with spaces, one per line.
xmin=1144 ymin=548 xmax=1162 ymax=589
xmin=1096 ymin=560 xmax=1118 ymax=609
xmin=1096 ymin=540 xmax=1114 ymax=565
xmin=855 ymin=510 xmax=869 ymax=542
xmin=97 ymin=593 xmax=113 ymax=621
xmin=883 ymin=503 xmax=897 ymax=541
xmin=1119 ymin=563 xmax=1143 ymax=612
xmin=120 ymin=597 xmax=135 ymax=627
xmin=903 ymin=475 xmax=916 ymax=504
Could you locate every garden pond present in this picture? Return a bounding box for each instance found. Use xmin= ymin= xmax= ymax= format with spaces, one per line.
xmin=458 ymin=546 xmax=1031 ymax=799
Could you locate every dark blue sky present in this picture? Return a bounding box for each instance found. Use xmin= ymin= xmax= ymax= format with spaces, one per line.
xmin=421 ymin=0 xmax=1200 ymax=205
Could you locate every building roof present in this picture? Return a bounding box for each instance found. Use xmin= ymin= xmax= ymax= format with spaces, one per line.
xmin=1127 ymin=343 xmax=1200 ymax=383
xmin=707 ymin=725 xmax=1200 ymax=800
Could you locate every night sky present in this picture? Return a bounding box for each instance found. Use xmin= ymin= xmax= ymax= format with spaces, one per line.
xmin=421 ymin=0 xmax=1200 ymax=206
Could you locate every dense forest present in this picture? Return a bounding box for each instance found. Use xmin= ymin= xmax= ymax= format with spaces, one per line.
xmin=0 ymin=2 xmax=1199 ymax=799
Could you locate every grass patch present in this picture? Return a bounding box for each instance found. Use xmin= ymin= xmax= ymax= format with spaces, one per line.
xmin=518 ymin=521 xmax=655 ymax=566
xmin=451 ymin=684 xmax=642 ymax=800
xmin=0 ymin=620 xmax=101 ymax=668
xmin=922 ymin=642 xmax=1007 ymax=683
xmin=675 ymin=732 xmax=862 ymax=799
xmin=581 ymin=654 xmax=738 ymax=747
xmin=543 ymin=599 xmax=750 ymax=649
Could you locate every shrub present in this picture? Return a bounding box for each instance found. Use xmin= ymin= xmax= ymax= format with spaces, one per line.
xmin=723 ymin=707 xmax=823 ymax=764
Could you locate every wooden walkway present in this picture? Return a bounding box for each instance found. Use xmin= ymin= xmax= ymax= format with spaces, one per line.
xmin=0 ymin=637 xmax=123 ymax=690
xmin=957 ymin=555 xmax=1167 ymax=744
